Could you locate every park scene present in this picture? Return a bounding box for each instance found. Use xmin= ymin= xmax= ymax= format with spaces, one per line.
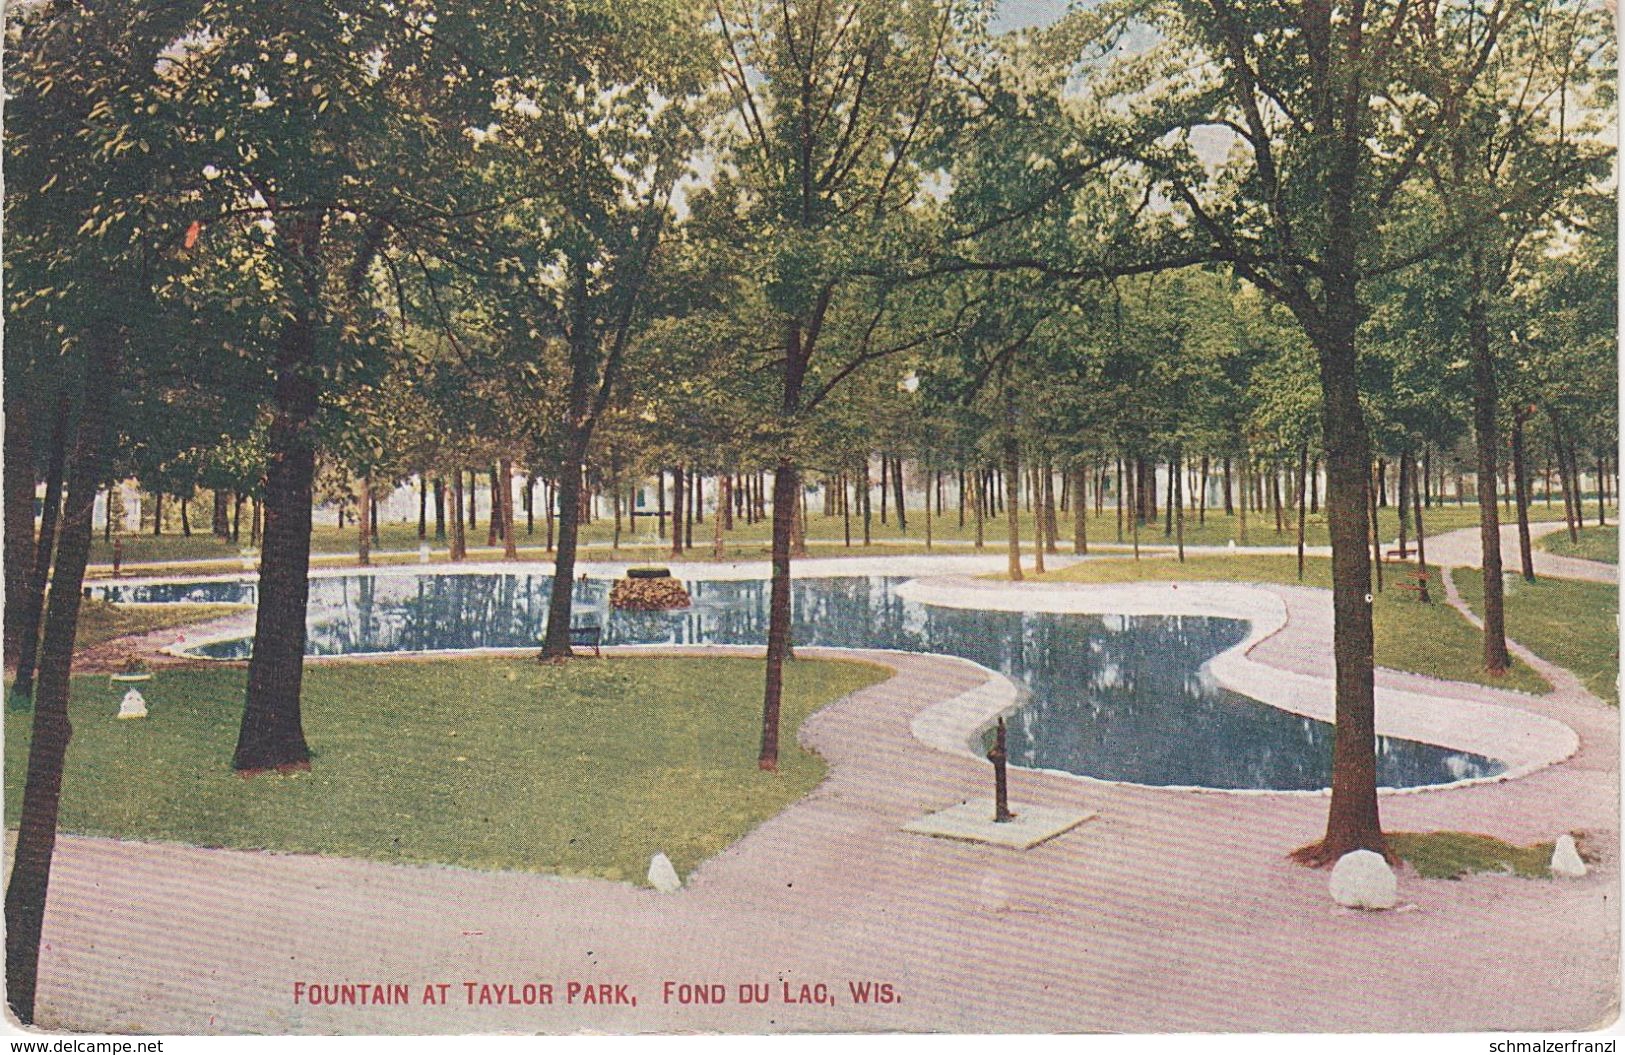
xmin=2 ymin=0 xmax=1618 ymax=1037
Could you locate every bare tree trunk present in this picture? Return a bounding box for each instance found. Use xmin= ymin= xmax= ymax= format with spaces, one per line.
xmin=234 ymin=220 xmax=324 ymax=774
xmin=11 ymin=396 xmax=70 ymax=702
xmin=1296 ymin=443 xmax=1309 ymax=580
xmin=1173 ymin=450 xmax=1185 ymax=563
xmin=670 ymin=464 xmax=686 ymax=558
xmin=450 ymin=470 xmax=467 ymax=561
xmin=501 ymin=459 xmax=518 ymax=560
xmin=861 ymin=459 xmax=872 ymax=545
xmin=1469 ymin=251 xmax=1510 ymax=675
xmin=1072 ymin=463 xmax=1088 ymax=554
xmin=1370 ymin=464 xmax=1384 ymax=595
xmin=713 ymin=473 xmax=730 ymax=558
xmin=2 ymin=391 xmax=36 ymax=672
xmin=6 ymin=323 xmax=120 ymax=1023
xmin=1042 ymin=456 xmax=1058 ymax=554
xmin=434 ymin=477 xmax=446 ymax=540
xmin=1396 ymin=449 xmax=1410 ymax=558
xmin=357 ymin=476 xmax=372 ymax=566
xmin=1411 ymin=451 xmax=1432 ymax=604
xmin=1511 ymin=416 xmax=1535 ymax=582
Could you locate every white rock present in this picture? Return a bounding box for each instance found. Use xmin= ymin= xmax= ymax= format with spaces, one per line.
xmin=116 ymin=688 xmax=148 ymax=720
xmin=647 ymin=852 xmax=681 ymax=893
xmin=976 ymin=871 xmax=1010 ymax=913
xmin=1329 ymin=849 xmax=1397 ymax=910
xmin=1551 ymin=834 xmax=1588 ymax=878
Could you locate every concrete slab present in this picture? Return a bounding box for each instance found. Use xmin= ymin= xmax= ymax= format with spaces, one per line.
xmin=902 ymin=798 xmax=1097 ymax=849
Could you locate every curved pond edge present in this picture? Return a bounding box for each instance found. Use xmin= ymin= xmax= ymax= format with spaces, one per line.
xmin=896 ymin=576 xmax=1580 ymax=797
xmin=138 ymin=560 xmax=1581 ymax=797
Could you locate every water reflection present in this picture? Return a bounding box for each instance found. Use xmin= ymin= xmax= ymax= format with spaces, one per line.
xmin=133 ymin=573 xmax=1504 ymax=791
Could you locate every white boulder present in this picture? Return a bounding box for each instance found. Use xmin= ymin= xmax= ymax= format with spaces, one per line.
xmin=1329 ymin=849 xmax=1398 ymax=910
xmin=1550 ymin=834 xmax=1588 ymax=879
xmin=116 ymin=688 xmax=148 ymax=720
xmin=647 ymin=852 xmax=682 ymax=893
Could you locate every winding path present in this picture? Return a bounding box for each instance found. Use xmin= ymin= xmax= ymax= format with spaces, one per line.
xmin=16 ymin=567 xmax=1619 ymax=1035
xmin=1426 ymin=520 xmax=1617 ymax=584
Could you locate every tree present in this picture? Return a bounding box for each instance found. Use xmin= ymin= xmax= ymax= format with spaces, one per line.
xmin=710 ymin=0 xmax=977 ymax=768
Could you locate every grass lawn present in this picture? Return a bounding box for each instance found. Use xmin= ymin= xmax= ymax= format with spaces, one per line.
xmin=75 ymin=599 xmax=247 ymax=651
xmin=1452 ymin=569 xmax=1618 ymax=705
xmin=4 ymin=656 xmax=888 ymax=884
xmin=1021 ymin=554 xmax=1550 ymax=695
xmin=1386 ymin=832 xmax=1557 ymax=879
xmin=1539 ymin=525 xmax=1618 ymax=565
xmin=82 ymin=499 xmax=1607 ymax=573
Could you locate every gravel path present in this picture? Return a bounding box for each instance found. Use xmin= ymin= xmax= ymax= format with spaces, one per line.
xmin=1426 ymin=521 xmax=1617 ymax=584
xmin=20 ymin=574 xmax=1618 ymax=1035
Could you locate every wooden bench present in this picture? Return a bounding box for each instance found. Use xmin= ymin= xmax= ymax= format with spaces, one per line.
xmin=569 ymin=624 xmax=603 ymax=657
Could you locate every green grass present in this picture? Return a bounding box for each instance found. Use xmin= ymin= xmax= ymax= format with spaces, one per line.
xmin=1540 ymin=525 xmax=1618 ymax=564
xmin=75 ymin=599 xmax=247 ymax=651
xmin=1021 ymin=554 xmax=1550 ymax=695
xmin=4 ymin=656 xmax=888 ymax=883
xmin=1387 ymin=831 xmax=1557 ymax=880
xmin=1452 ymin=569 xmax=1619 ymax=705
xmin=82 ymin=499 xmax=1602 ymax=572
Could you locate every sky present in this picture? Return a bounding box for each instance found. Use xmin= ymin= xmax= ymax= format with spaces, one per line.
xmin=990 ymin=0 xmax=1074 ymax=32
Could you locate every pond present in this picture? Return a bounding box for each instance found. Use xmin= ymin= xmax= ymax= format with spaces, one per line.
xmin=93 ymin=572 xmax=1504 ymax=791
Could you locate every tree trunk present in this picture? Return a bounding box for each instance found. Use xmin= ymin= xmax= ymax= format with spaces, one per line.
xmin=2 ymin=390 xmax=35 ymax=671
xmin=1469 ymin=251 xmax=1511 ymax=676
xmin=1072 ymin=464 xmax=1088 ymax=554
xmin=1042 ymin=457 xmax=1058 ymax=554
xmin=670 ymin=464 xmax=686 ymax=557
xmin=759 ymin=459 xmax=799 ymax=770
xmin=1002 ymin=382 xmax=1023 ymax=581
xmin=357 ymin=476 xmax=372 ymax=566
xmin=434 ymin=477 xmax=446 ymax=540
xmin=213 ymin=487 xmax=232 ymax=539
xmin=1237 ymin=457 xmax=1250 ymax=544
xmin=1396 ymin=449 xmax=1410 ymax=559
xmin=467 ymin=468 xmax=478 ymax=538
xmin=892 ymin=454 xmax=907 ymax=531
xmin=1512 ymin=416 xmax=1535 ymax=582
xmin=1173 ymin=450 xmax=1185 ymax=563
xmin=656 ymin=469 xmax=667 ymax=538
xmin=1296 ymin=298 xmax=1385 ymax=865
xmin=713 ymin=473 xmax=730 ymax=558
xmin=450 ymin=470 xmax=467 ymax=561
xmin=486 ymin=466 xmax=500 ymax=547
xmin=1411 ymin=451 xmax=1432 ymax=604
xmin=233 ymin=291 xmax=319 ymax=773
xmin=6 ymin=323 xmax=120 ymax=1024
xmin=1296 ymin=443 xmax=1309 ymax=580
xmin=861 ymin=459 xmax=872 ymax=545
xmin=540 ymin=444 xmax=589 ymax=658
xmin=11 ymin=396 xmax=70 ymax=701
xmin=152 ymin=492 xmax=163 ymax=536
xmin=500 ymin=459 xmax=518 ymax=560
xmin=1370 ymin=463 xmax=1384 ymax=594
xmin=418 ymin=475 xmax=428 ymax=540
xmin=878 ymin=454 xmax=888 ymax=525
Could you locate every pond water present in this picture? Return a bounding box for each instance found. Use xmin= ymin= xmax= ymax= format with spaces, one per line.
xmin=94 ymin=573 xmax=1504 ymax=791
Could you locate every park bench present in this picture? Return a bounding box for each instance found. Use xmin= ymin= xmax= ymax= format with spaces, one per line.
xmin=569 ymin=624 xmax=603 ymax=657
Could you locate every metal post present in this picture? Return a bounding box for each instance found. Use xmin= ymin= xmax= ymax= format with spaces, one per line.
xmin=988 ymin=717 xmax=1015 ymax=823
